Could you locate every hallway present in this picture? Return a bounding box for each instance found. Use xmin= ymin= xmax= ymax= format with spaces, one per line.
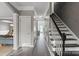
xmin=9 ymin=32 xmax=50 ymax=56
xmin=0 ymin=2 xmax=79 ymax=56
xmin=33 ymin=32 xmax=50 ymax=56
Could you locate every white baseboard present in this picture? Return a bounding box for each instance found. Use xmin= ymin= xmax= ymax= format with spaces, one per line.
xmin=54 ymin=13 xmax=79 ymax=42
xmin=46 ymin=40 xmax=54 ymax=56
xmin=13 ymin=46 xmax=19 ymax=50
xmin=22 ymin=43 xmax=34 ymax=47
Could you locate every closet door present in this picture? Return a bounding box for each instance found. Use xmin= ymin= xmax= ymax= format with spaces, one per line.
xmin=19 ymin=16 xmax=32 ymax=47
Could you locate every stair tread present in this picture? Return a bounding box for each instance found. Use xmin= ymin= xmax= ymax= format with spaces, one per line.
xmin=49 ymin=33 xmax=72 ymax=36
xmin=61 ymin=31 xmax=71 ymax=34
xmin=66 ymin=34 xmax=72 ymax=36
xmin=64 ymin=51 xmax=79 ymax=56
xmin=65 ymin=44 xmax=79 ymax=47
xmin=59 ymin=28 xmax=68 ymax=30
xmin=55 ymin=22 xmax=62 ymax=23
xmin=50 ymin=38 xmax=77 ymax=41
xmin=56 ymin=22 xmax=63 ymax=24
xmin=66 ymin=36 xmax=75 ymax=39
xmin=59 ymin=27 xmax=66 ymax=28
xmin=49 ymin=34 xmax=74 ymax=38
xmin=60 ymin=30 xmax=69 ymax=31
xmin=66 ymin=38 xmax=77 ymax=40
xmin=58 ymin=25 xmax=65 ymax=27
xmin=51 ymin=41 xmax=77 ymax=45
xmin=55 ymin=21 xmax=62 ymax=23
xmin=57 ymin=24 xmax=64 ymax=25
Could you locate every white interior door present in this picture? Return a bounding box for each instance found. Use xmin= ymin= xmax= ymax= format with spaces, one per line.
xmin=19 ymin=16 xmax=32 ymax=47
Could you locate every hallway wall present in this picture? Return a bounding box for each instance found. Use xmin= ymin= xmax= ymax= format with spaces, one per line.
xmin=54 ymin=2 xmax=79 ymax=38
xmin=0 ymin=22 xmax=10 ymax=35
xmin=19 ymin=16 xmax=32 ymax=47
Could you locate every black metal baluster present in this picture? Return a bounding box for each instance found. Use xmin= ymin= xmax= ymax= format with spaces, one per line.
xmin=62 ymin=33 xmax=66 ymax=56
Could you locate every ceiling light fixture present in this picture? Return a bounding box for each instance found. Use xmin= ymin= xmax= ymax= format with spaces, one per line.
xmin=1 ymin=20 xmax=13 ymax=23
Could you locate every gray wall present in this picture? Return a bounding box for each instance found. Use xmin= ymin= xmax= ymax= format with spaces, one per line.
xmin=0 ymin=22 xmax=10 ymax=35
xmin=54 ymin=2 xmax=79 ymax=38
xmin=19 ymin=10 xmax=34 ymax=16
xmin=0 ymin=2 xmax=13 ymax=17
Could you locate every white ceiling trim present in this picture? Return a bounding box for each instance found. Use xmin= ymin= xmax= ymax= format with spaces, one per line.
xmin=17 ymin=6 xmax=34 ymax=11
xmin=5 ymin=2 xmax=19 ymax=14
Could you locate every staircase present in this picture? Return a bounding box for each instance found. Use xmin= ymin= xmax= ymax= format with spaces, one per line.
xmin=49 ymin=14 xmax=79 ymax=56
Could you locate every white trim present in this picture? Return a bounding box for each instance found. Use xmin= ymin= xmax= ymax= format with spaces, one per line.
xmin=13 ymin=46 xmax=19 ymax=50
xmin=5 ymin=2 xmax=19 ymax=14
xmin=54 ymin=13 xmax=79 ymax=43
xmin=47 ymin=45 xmax=55 ymax=56
xmin=22 ymin=43 xmax=34 ymax=47
xmin=13 ymin=13 xmax=19 ymax=50
xmin=46 ymin=40 xmax=54 ymax=56
xmin=52 ymin=2 xmax=54 ymax=13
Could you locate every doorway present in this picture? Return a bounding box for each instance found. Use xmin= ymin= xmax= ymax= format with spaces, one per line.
xmin=0 ymin=20 xmax=13 ymax=56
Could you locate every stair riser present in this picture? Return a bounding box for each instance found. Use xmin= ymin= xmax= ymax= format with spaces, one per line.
xmin=51 ymin=47 xmax=79 ymax=51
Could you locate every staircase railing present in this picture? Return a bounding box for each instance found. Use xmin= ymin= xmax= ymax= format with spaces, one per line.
xmin=50 ymin=14 xmax=66 ymax=56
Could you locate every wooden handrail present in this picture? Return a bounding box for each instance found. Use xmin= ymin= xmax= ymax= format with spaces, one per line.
xmin=50 ymin=14 xmax=66 ymax=56
xmin=50 ymin=14 xmax=62 ymax=36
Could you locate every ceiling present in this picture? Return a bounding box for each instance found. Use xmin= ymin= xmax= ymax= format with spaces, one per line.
xmin=0 ymin=2 xmax=13 ymax=17
xmin=10 ymin=2 xmax=49 ymax=16
xmin=0 ymin=2 xmax=50 ymax=20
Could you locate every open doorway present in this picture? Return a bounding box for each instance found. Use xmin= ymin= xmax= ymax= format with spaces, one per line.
xmin=0 ymin=19 xmax=13 ymax=56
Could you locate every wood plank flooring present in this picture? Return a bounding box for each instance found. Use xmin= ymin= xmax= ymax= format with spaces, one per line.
xmin=9 ymin=33 xmax=50 ymax=56
xmin=0 ymin=46 xmax=13 ymax=56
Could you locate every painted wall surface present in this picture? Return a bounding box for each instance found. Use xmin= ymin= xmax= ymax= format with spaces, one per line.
xmin=0 ymin=22 xmax=10 ymax=35
xmin=19 ymin=16 xmax=32 ymax=47
xmin=11 ymin=2 xmax=49 ymax=16
xmin=46 ymin=2 xmax=54 ymax=16
xmin=54 ymin=2 xmax=79 ymax=38
xmin=0 ymin=2 xmax=12 ymax=17
xmin=20 ymin=10 xmax=34 ymax=16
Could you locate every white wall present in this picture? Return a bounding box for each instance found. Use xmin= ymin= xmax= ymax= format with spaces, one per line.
xmin=0 ymin=22 xmax=10 ymax=35
xmin=52 ymin=2 xmax=54 ymax=13
xmin=19 ymin=16 xmax=33 ymax=47
xmin=46 ymin=2 xmax=54 ymax=16
xmin=0 ymin=2 xmax=13 ymax=17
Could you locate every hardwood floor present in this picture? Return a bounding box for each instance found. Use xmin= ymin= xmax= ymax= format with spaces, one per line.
xmin=33 ymin=33 xmax=50 ymax=56
xmin=0 ymin=45 xmax=13 ymax=56
xmin=9 ymin=33 xmax=50 ymax=56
